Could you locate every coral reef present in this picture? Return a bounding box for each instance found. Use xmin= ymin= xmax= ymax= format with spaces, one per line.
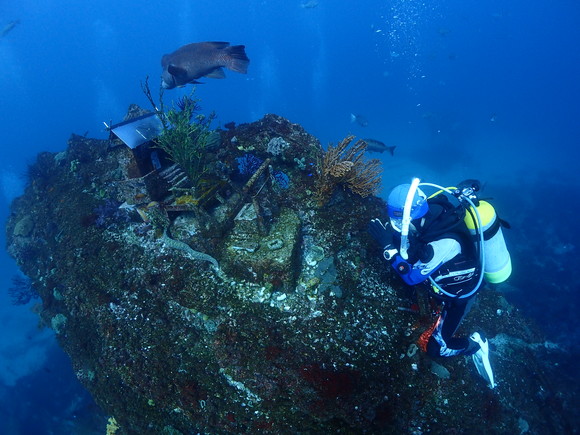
xmin=4 ymin=110 xmax=576 ymax=434
xmin=162 ymin=228 xmax=219 ymax=269
xmin=92 ymin=198 xmax=131 ymax=228
xmin=236 ymin=153 xmax=290 ymax=190
xmin=266 ymin=136 xmax=290 ymax=156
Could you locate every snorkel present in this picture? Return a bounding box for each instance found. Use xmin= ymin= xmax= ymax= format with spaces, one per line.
xmin=399 ymin=177 xmax=421 ymax=260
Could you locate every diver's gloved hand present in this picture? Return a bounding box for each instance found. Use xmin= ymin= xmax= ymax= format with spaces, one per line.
xmin=367 ymin=218 xmax=393 ymax=249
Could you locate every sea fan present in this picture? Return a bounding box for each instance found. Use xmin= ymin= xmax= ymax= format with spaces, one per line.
xmin=8 ymin=274 xmax=38 ymax=305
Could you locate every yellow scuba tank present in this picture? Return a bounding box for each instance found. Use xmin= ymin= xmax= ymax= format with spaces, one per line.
xmin=464 ymin=200 xmax=512 ymax=284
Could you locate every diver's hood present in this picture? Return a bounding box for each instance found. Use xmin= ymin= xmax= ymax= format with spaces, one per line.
xmin=387 ymin=183 xmax=428 ymax=233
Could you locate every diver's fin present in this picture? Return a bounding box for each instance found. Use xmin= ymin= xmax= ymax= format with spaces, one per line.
xmin=470 ymin=332 xmax=495 ymax=389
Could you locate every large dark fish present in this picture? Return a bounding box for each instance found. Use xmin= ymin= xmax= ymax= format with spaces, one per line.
xmin=161 ymin=41 xmax=250 ymax=89
xmin=362 ymin=138 xmax=396 ymax=156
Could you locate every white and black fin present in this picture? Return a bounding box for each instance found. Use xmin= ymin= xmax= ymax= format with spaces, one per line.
xmin=470 ymin=332 xmax=496 ymax=389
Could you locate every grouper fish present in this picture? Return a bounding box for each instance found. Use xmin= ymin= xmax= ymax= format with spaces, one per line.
xmin=161 ymin=41 xmax=250 ymax=89
xmin=362 ymin=138 xmax=396 ymax=156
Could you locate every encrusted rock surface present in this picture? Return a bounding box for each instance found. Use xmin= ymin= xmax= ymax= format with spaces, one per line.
xmin=5 ymin=112 xmax=575 ymax=434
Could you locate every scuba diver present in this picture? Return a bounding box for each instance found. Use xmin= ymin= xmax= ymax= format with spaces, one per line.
xmin=368 ymin=178 xmax=511 ymax=389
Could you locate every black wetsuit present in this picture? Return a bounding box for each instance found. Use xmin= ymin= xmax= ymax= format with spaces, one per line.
xmin=404 ymin=195 xmax=482 ymax=358
xmin=427 ymin=296 xmax=479 ymax=357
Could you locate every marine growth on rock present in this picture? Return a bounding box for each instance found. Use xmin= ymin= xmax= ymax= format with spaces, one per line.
xmin=5 ymin=109 xmax=574 ymax=434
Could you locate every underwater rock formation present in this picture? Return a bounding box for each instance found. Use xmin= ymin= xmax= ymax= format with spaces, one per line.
xmin=5 ymin=111 xmax=575 ymax=434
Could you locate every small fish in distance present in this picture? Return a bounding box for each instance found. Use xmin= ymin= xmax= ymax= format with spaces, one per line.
xmin=1 ymin=20 xmax=19 ymax=38
xmin=161 ymin=41 xmax=250 ymax=89
xmin=300 ymin=0 xmax=319 ymax=8
xmin=362 ymin=139 xmax=396 ymax=156
xmin=350 ymin=113 xmax=369 ymax=127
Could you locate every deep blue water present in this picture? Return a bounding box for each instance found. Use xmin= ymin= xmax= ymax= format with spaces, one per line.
xmin=1 ymin=0 xmax=579 ymax=432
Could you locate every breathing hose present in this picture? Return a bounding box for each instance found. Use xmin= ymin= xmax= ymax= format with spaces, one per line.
xmin=413 ymin=182 xmax=486 ymax=298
